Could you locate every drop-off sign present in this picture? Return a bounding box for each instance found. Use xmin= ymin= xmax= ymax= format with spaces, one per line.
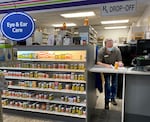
xmin=101 ymin=0 xmax=136 ymax=16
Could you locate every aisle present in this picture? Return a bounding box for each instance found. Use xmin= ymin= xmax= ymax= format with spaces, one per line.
xmin=93 ymin=109 xmax=121 ymax=122
xmin=96 ymin=89 xmax=122 ymax=111
xmin=92 ymin=89 xmax=122 ymax=122
xmin=3 ymin=109 xmax=121 ymax=122
xmin=3 ymin=113 xmax=63 ymax=122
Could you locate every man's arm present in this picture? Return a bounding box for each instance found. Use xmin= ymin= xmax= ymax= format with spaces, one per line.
xmin=97 ymin=61 xmax=112 ymax=68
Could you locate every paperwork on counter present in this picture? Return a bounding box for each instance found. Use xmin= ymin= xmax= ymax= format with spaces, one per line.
xmin=89 ymin=65 xmax=127 ymax=74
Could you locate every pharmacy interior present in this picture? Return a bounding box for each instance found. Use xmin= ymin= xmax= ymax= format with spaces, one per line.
xmin=0 ymin=0 xmax=150 ymax=122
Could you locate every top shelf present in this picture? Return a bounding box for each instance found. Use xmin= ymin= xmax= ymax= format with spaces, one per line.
xmin=17 ymin=58 xmax=86 ymax=62
xmin=17 ymin=50 xmax=86 ymax=62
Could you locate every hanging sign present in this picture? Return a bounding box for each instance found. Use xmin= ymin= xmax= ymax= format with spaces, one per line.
xmin=100 ymin=0 xmax=136 ymax=16
xmin=0 ymin=12 xmax=35 ymax=41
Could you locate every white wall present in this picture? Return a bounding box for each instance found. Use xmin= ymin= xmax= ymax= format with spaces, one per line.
xmin=127 ymin=5 xmax=150 ymax=41
xmin=137 ymin=6 xmax=150 ymax=27
xmin=96 ymin=28 xmax=129 ymax=46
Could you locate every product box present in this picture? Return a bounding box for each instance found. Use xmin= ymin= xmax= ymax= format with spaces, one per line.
xmin=79 ymin=32 xmax=88 ymax=45
xmin=0 ymin=44 xmax=13 ymax=61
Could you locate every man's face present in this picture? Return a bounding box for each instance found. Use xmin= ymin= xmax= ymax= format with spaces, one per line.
xmin=106 ymin=40 xmax=113 ymax=48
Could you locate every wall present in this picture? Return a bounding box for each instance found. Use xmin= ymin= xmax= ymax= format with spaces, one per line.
xmin=126 ymin=5 xmax=150 ymax=41
xmin=96 ymin=28 xmax=129 ymax=46
xmin=136 ymin=6 xmax=150 ymax=27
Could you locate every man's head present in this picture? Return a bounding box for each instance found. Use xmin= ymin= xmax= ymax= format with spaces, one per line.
xmin=104 ymin=38 xmax=114 ymax=52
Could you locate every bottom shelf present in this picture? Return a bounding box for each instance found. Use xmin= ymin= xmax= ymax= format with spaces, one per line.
xmin=2 ymin=105 xmax=86 ymax=119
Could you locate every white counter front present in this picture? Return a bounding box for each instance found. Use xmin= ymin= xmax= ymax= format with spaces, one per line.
xmin=89 ymin=65 xmax=150 ymax=122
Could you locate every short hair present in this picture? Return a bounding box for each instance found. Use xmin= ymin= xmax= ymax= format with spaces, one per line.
xmin=104 ymin=38 xmax=113 ymax=45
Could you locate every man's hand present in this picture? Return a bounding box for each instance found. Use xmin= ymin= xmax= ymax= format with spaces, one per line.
xmin=118 ymin=61 xmax=124 ymax=67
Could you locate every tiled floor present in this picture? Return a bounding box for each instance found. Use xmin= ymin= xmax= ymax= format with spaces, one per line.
xmin=96 ymin=88 xmax=122 ymax=111
xmin=2 ymin=89 xmax=122 ymax=122
xmin=3 ymin=114 xmax=51 ymax=122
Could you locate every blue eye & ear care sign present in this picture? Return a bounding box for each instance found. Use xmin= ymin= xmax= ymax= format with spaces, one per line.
xmin=0 ymin=12 xmax=35 ymax=41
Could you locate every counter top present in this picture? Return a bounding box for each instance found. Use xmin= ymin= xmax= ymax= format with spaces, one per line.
xmin=89 ymin=65 xmax=150 ymax=75
xmin=89 ymin=65 xmax=127 ymax=74
xmin=126 ymin=67 xmax=150 ymax=75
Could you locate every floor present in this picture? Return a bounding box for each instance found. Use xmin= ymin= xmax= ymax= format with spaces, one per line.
xmin=95 ymin=88 xmax=122 ymax=111
xmin=2 ymin=89 xmax=122 ymax=122
xmin=93 ymin=89 xmax=122 ymax=122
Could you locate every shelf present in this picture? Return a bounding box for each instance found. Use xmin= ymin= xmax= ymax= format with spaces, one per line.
xmin=0 ymin=67 xmax=85 ymax=73
xmin=17 ymin=58 xmax=86 ymax=62
xmin=42 ymin=32 xmax=50 ymax=35
xmin=5 ymin=76 xmax=86 ymax=83
xmin=7 ymin=86 xmax=86 ymax=95
xmin=89 ymin=40 xmax=97 ymax=44
xmin=2 ymin=96 xmax=86 ymax=107
xmin=2 ymin=106 xmax=86 ymax=119
xmin=89 ymin=35 xmax=97 ymax=40
xmin=89 ymin=25 xmax=97 ymax=35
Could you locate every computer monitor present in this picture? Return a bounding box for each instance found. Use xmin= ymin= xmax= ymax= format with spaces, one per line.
xmin=136 ymin=39 xmax=150 ymax=56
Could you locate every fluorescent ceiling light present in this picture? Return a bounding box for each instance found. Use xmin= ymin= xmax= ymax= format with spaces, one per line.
xmin=101 ymin=19 xmax=129 ymax=24
xmin=52 ymin=23 xmax=76 ymax=27
xmin=104 ymin=26 xmax=127 ymax=29
xmin=61 ymin=11 xmax=95 ymax=18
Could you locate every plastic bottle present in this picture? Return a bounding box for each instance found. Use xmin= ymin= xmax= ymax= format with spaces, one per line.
xmin=84 ymin=17 xmax=89 ymax=26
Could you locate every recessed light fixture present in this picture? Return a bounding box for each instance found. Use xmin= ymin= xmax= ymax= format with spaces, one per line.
xmin=104 ymin=26 xmax=127 ymax=29
xmin=101 ymin=19 xmax=129 ymax=24
xmin=52 ymin=23 xmax=76 ymax=27
xmin=60 ymin=11 xmax=95 ymax=18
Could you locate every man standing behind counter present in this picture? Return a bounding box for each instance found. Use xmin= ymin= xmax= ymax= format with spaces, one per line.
xmin=97 ymin=38 xmax=123 ymax=109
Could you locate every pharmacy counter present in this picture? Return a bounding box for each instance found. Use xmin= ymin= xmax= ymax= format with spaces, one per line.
xmin=89 ymin=65 xmax=127 ymax=74
xmin=89 ymin=66 xmax=150 ymax=122
xmin=125 ymin=67 xmax=150 ymax=122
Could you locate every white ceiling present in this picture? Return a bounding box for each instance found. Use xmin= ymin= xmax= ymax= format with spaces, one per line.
xmin=1 ymin=0 xmax=150 ymax=30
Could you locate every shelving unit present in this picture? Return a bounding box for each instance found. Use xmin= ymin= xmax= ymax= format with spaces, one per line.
xmin=1 ymin=45 xmax=96 ymax=122
xmin=79 ymin=26 xmax=97 ymax=45
xmin=0 ymin=72 xmax=5 ymax=122
xmin=42 ymin=32 xmax=49 ymax=39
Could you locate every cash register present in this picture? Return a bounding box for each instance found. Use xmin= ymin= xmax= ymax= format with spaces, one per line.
xmin=131 ymin=39 xmax=150 ymax=71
